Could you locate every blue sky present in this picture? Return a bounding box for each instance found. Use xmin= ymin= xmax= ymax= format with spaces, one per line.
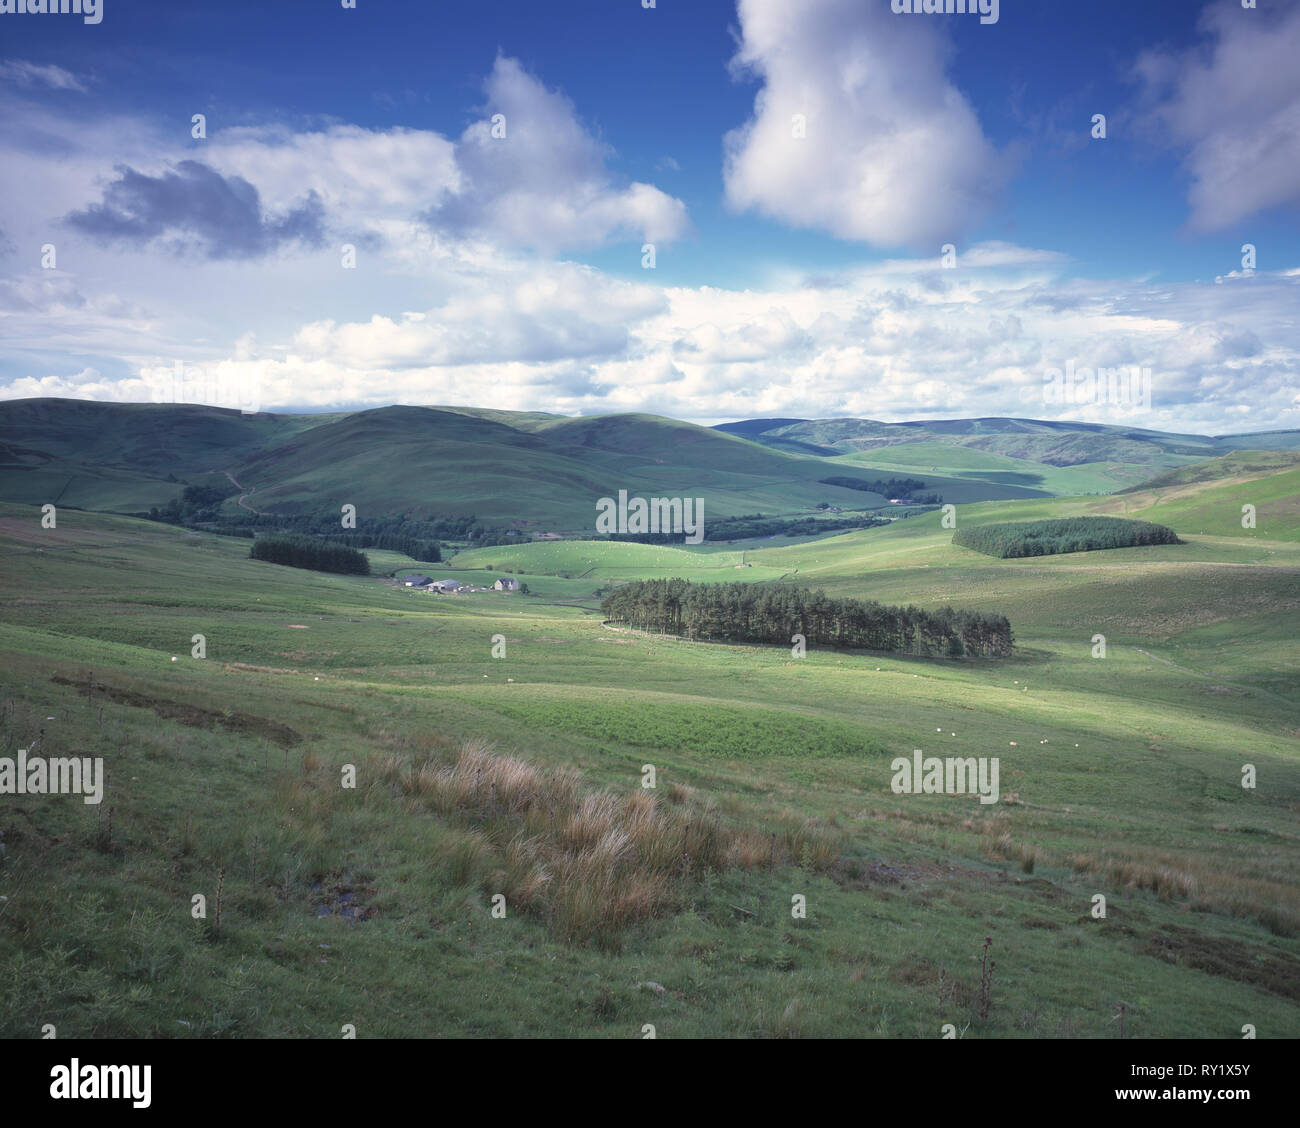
xmin=1 ymin=0 xmax=1297 ymax=432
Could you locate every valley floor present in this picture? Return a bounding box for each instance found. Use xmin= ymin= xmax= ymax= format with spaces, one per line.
xmin=0 ymin=499 xmax=1297 ymax=1038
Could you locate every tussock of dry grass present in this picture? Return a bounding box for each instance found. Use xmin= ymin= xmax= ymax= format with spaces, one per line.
xmin=368 ymin=741 xmax=735 ymax=946
xmin=1067 ymin=848 xmax=1300 ymax=935
xmin=958 ymin=806 xmax=1297 ymax=936
xmin=1061 ymin=846 xmax=1297 ymax=937
xmin=365 ymin=740 xmax=847 ymax=946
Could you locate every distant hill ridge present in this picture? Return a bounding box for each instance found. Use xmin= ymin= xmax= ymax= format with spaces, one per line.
xmin=719 ymin=415 xmax=1299 ymax=467
xmin=1 ymin=397 xmax=1296 ymax=529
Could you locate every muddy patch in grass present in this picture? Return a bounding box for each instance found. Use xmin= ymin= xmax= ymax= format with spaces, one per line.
xmin=892 ymin=954 xmax=973 ymax=1005
xmin=1144 ymin=925 xmax=1300 ymax=1002
xmin=51 ymin=675 xmax=302 ymax=747
xmin=828 ymin=857 xmax=992 ymax=891
xmin=310 ymin=870 xmax=377 ymax=923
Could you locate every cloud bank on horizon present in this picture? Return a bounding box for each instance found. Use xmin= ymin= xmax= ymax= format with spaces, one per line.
xmin=0 ymin=0 xmax=1297 ymax=435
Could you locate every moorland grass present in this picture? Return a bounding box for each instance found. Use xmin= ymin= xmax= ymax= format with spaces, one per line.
xmin=0 ymin=498 xmax=1297 ymax=1037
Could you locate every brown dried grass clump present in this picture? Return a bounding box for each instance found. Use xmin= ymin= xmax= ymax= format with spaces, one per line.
xmin=372 ymin=740 xmax=771 ymax=946
xmin=1068 ymin=848 xmax=1298 ymax=936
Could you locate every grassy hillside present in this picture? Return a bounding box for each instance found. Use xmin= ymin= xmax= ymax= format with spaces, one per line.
xmin=2 ymin=493 xmax=1295 ymax=1039
xmin=0 ymin=400 xmax=904 ymax=528
xmin=2 ymin=484 xmax=1298 ymax=1039
xmin=1105 ymin=453 xmax=1300 ymax=542
xmin=832 ymin=443 xmax=1172 ymax=495
xmin=452 ymin=539 xmax=794 ymax=583
xmin=231 ymin=407 xmax=883 ymax=527
xmin=10 ymin=400 xmax=1296 ymax=534
xmin=749 ymin=416 xmax=1223 ymax=463
xmin=425 ymin=405 xmax=568 ymax=431
xmin=726 ymin=416 xmax=1300 ymax=479
xmin=1118 ymin=450 xmax=1300 ymax=492
xmin=0 ymin=399 xmax=343 ymax=512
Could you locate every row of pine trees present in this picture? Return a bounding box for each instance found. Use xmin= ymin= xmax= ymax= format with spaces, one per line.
xmin=602 ymin=579 xmax=1013 ymax=657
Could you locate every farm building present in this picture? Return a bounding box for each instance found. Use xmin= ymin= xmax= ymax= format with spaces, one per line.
xmin=493 ymin=576 xmax=520 ymax=591
xmin=403 ymin=574 xmax=432 ymax=587
xmin=429 ymin=579 xmax=463 ymax=593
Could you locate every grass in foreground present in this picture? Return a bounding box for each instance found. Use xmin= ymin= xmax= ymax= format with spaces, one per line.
xmin=0 ymin=501 xmax=1297 ymax=1038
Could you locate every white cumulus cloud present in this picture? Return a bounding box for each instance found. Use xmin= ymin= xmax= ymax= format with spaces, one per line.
xmin=429 ymin=56 xmax=689 ymax=254
xmin=722 ymin=0 xmax=1008 ymax=247
xmin=1135 ymin=0 xmax=1300 ymax=232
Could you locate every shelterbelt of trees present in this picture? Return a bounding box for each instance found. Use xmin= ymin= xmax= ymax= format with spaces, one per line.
xmin=953 ymin=516 xmax=1182 ymax=558
xmin=602 ymin=579 xmax=1014 ymax=657
xmin=249 ymin=535 xmax=370 ymax=575
xmin=598 ymin=512 xmax=891 ymax=544
xmin=152 ymin=495 xmax=518 ymax=557
xmin=818 ymin=476 xmax=942 ymax=504
xmin=207 ymin=525 xmax=442 ymax=561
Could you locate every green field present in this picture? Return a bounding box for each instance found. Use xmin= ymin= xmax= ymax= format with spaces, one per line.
xmin=451 ymin=538 xmax=794 ymax=583
xmin=831 ymin=442 xmax=1186 ymax=495
xmin=2 ymin=470 xmax=1297 ymax=1038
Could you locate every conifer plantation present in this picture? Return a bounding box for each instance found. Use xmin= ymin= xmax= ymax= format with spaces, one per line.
xmin=602 ymin=579 xmax=1014 ymax=657
xmin=249 ymin=535 xmax=371 ymax=575
xmin=953 ymin=516 xmax=1182 ymax=558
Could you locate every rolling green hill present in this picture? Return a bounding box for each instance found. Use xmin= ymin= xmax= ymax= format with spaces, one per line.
xmin=721 ymin=416 xmax=1300 ymax=475
xmin=4 ymin=399 xmax=1299 ymax=541
xmin=1104 ymin=453 xmax=1300 ymax=541
xmin=1116 ymin=450 xmax=1300 ymax=492
xmin=829 ymin=442 xmax=1165 ymax=495
xmin=225 ymin=406 xmax=881 ymax=527
xmin=0 ymin=399 xmax=344 ymax=511
xmin=0 ymin=400 xmax=1054 ymax=530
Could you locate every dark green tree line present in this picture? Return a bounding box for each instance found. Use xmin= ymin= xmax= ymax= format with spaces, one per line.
xmin=249 ymin=535 xmax=370 ymax=575
xmin=819 ymin=476 xmax=941 ymax=503
xmin=602 ymin=580 xmax=1013 ymax=657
